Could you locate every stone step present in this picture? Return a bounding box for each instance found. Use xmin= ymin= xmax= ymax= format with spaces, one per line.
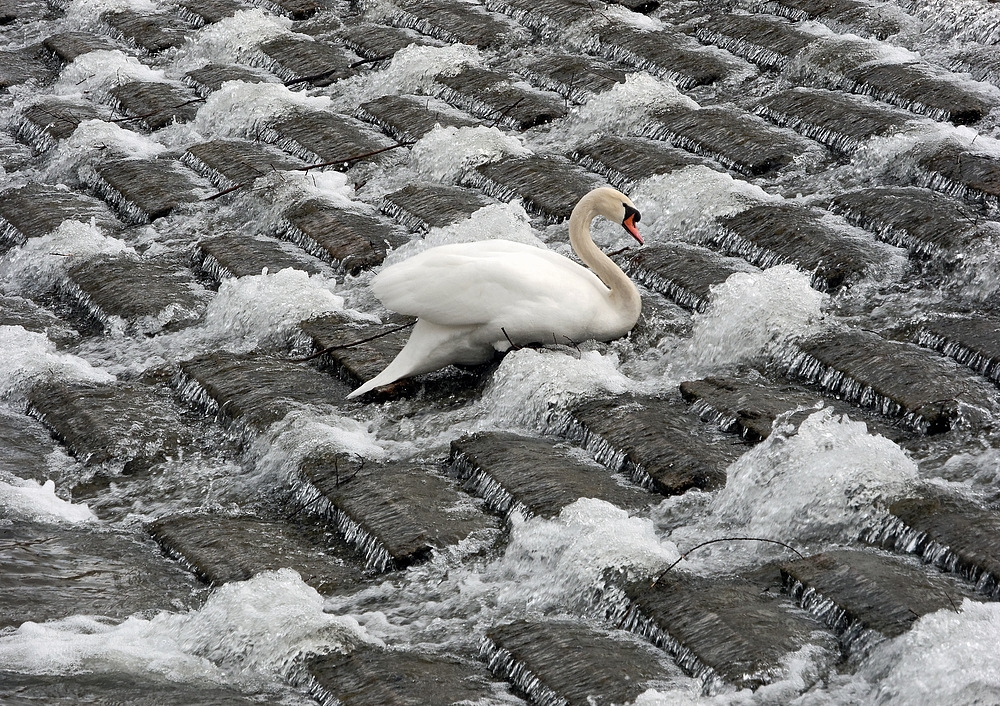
xmin=450 ymin=431 xmax=654 ymax=520
xmin=0 ymin=672 xmax=264 ymax=706
xmin=101 ymin=10 xmax=192 ymax=53
xmin=481 ymin=619 xmax=677 ymax=706
xmin=250 ymin=35 xmax=354 ymax=87
xmin=107 ymin=81 xmax=202 ymax=131
xmin=863 ymin=489 xmax=1000 ymax=598
xmin=12 ymin=97 xmax=103 ymax=152
xmin=355 ymin=94 xmax=481 ymax=143
xmin=572 ymin=135 xmax=714 ymax=191
xmin=754 ymin=87 xmax=912 ymax=154
xmin=381 ymin=183 xmax=495 ymax=232
xmin=712 ymin=203 xmax=889 ymax=292
xmin=615 ymin=570 xmax=826 ymax=692
xmin=0 ymin=295 xmax=78 ymax=345
xmin=295 ymin=452 xmax=496 ymax=571
xmin=306 ymin=646 xmax=502 ymax=705
xmin=85 ymin=157 xmax=209 ymax=225
xmin=482 ymin=0 xmax=596 ymax=36
xmin=338 ymin=23 xmax=441 ymax=62
xmin=0 ymin=182 xmax=120 ymax=246
xmin=174 ymin=0 xmax=244 ymax=27
xmin=383 ymin=0 xmax=527 ymax=49
xmin=915 ymin=315 xmax=1000 ymax=383
xmin=520 ymin=53 xmax=627 ymax=103
xmin=694 ymin=13 xmax=816 ymax=70
xmin=784 ymin=327 xmax=1000 ymax=433
xmin=182 ymin=139 xmax=305 ymax=190
xmin=148 ymin=513 xmax=367 ymax=594
xmin=829 ymin=186 xmax=996 ymax=260
xmin=62 ymin=256 xmax=208 ymax=334
xmin=0 ymin=49 xmax=54 ymax=91
xmin=261 ymin=0 xmax=323 ymax=20
xmin=758 ymin=0 xmax=902 ymax=39
xmin=917 ymin=145 xmax=1000 ymax=209
xmin=276 ymin=198 xmax=408 ymax=273
xmin=465 ymin=155 xmax=604 ymax=223
xmin=42 ymin=31 xmax=118 ymax=63
xmin=262 ymin=109 xmax=396 ymax=166
xmin=195 ymin=233 xmax=326 ymax=280
xmin=176 ymin=352 xmax=351 ymax=434
xmin=781 ymin=549 xmax=973 ymax=652
xmin=619 ymin=242 xmax=758 ymax=312
xmin=0 ymin=405 xmax=69 ymax=483
xmin=184 ymin=63 xmax=276 ymax=96
xmin=556 ymin=395 xmax=746 ymax=496
xmin=436 ymin=66 xmax=567 ymax=130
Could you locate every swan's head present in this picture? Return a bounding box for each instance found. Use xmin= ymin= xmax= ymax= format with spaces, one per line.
xmin=586 ymin=187 xmax=643 ymax=246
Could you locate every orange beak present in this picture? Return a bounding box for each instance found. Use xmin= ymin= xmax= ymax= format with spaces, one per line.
xmin=623 ymin=213 xmax=643 ymax=245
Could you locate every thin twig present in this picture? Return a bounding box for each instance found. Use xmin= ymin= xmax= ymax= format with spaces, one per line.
xmin=651 ymin=536 xmax=805 ymax=586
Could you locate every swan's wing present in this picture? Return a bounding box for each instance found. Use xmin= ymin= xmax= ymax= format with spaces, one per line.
xmin=371 ymin=240 xmax=609 ymax=327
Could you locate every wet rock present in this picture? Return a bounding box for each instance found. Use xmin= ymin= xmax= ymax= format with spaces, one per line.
xmin=107 ymin=81 xmax=203 ymax=131
xmin=183 ymin=139 xmax=305 ymax=190
xmin=263 ymin=109 xmax=396 ymax=166
xmin=829 ymin=186 xmax=993 ymax=259
xmin=296 ymin=453 xmax=496 ymax=571
xmin=13 ymin=97 xmax=102 ymax=152
xmin=195 ymin=233 xmax=325 ymax=280
xmin=712 ymin=203 xmax=886 ymax=292
xmin=175 ymin=0 xmax=244 ymax=26
xmin=863 ymin=490 xmax=1000 ymax=598
xmin=0 ymin=672 xmax=265 ymax=706
xmin=307 ymin=646 xmax=501 ymax=705
xmin=63 ymin=256 xmax=208 ymax=334
xmin=781 ymin=549 xmax=972 ymax=652
xmin=521 ymin=53 xmax=627 ymax=103
xmin=276 ymin=198 xmax=408 ymax=272
xmin=619 ymin=242 xmax=758 ymax=312
xmin=298 ymin=313 xmax=412 ymax=393
xmin=381 ymin=183 xmax=495 ymax=231
xmin=0 ymin=183 xmax=120 ymax=246
xmin=915 ymin=315 xmax=1000 ymax=382
xmin=339 ymin=23 xmax=440 ymax=61
xmin=384 ymin=0 xmax=526 ymax=48
xmin=754 ymin=87 xmax=911 ymax=154
xmin=101 ymin=10 xmax=192 ymax=53
xmin=355 ymin=94 xmax=480 ymax=143
xmin=644 ymin=106 xmax=813 ymax=177
xmin=757 ymin=0 xmax=902 ymax=38
xmin=0 ymin=295 xmax=78 ymax=345
xmin=260 ymin=0 xmax=324 ymax=19
xmin=785 ymin=328 xmax=1000 ymax=433
xmin=0 ymin=49 xmax=55 ymax=90
xmin=484 ymin=0 xmax=596 ymax=35
xmin=177 ymin=352 xmax=351 ymax=433
xmin=436 ymin=66 xmax=567 ymax=130
xmin=86 ymin=157 xmax=209 ymax=225
xmin=572 ymin=135 xmax=712 ymax=190
xmin=917 ymin=145 xmax=1000 ymax=208
xmin=42 ymin=31 xmax=118 ymax=63
xmin=148 ymin=514 xmax=366 ymax=593
xmin=694 ymin=13 xmax=816 ymax=70
xmin=252 ymin=36 xmax=354 ymax=87
xmin=450 ymin=431 xmax=654 ymax=520
xmin=184 ymin=63 xmax=276 ymax=95
xmin=466 ymin=155 xmax=604 ymax=223
xmin=557 ymin=395 xmax=746 ymax=495
xmin=0 ymin=406 xmax=63 ymax=483
xmin=0 ymin=0 xmax=49 ymax=24
xmin=482 ymin=619 xmax=675 ymax=705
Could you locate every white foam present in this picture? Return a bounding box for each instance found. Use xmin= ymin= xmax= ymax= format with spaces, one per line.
xmin=62 ymin=0 xmax=158 ymax=30
xmin=173 ymin=9 xmax=295 ymax=71
xmin=192 ymin=81 xmax=333 ymax=140
xmin=43 ymin=119 xmax=166 ymax=184
xmin=0 ymin=477 xmax=97 ymax=524
xmin=410 ymin=124 xmax=530 ymax=184
xmin=54 ymin=50 xmax=169 ymax=98
xmin=0 ymin=326 xmax=115 ymax=404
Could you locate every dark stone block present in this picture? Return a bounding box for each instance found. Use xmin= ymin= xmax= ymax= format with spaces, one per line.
xmin=694 ymin=13 xmax=816 ymax=70
xmin=297 ymin=453 xmax=496 ymax=571
xmin=521 ymin=53 xmax=627 ymax=103
xmin=466 ymin=155 xmax=603 ymax=223
xmin=483 ymin=0 xmax=597 ymax=35
xmin=0 ymin=49 xmax=55 ymax=90
xmin=573 ymin=135 xmax=712 ymax=190
xmin=13 ymin=98 xmax=102 ymax=152
xmin=558 ymin=395 xmax=746 ymax=496
xmin=254 ymin=36 xmax=353 ymax=87
xmin=0 ymin=0 xmax=49 ymax=25
xmin=0 ymin=295 xmax=78 ymax=346
xmin=918 ymin=145 xmax=1000 ymax=208
xmin=298 ymin=313 xmax=413 ymax=393
xmin=87 ymin=157 xmax=208 ymax=224
xmin=0 ymin=407 xmax=63 ymax=483
xmin=108 ymin=81 xmax=202 ymax=131
xmin=0 ymin=672 xmax=263 ymax=706
xmin=175 ymin=0 xmax=244 ymax=26
xmin=0 ymin=183 xmax=119 ymax=246
xmin=436 ymin=66 xmax=567 ymax=130
xmin=450 ymin=431 xmax=654 ymax=520
xmin=195 ymin=233 xmax=325 ymax=280
xmin=713 ymin=203 xmax=885 ymax=292
xmin=619 ymin=242 xmax=757 ymax=312
xmin=258 ymin=0 xmax=324 ymax=20
xmin=277 ymin=198 xmax=408 ymax=272
xmin=265 ymin=110 xmax=395 ymax=166
xmin=756 ymin=0 xmax=900 ymax=38
xmin=101 ymin=10 xmax=192 ymax=53
xmin=42 ymin=31 xmax=118 ymax=63
xmin=338 ymin=23 xmax=438 ymax=61
xmin=482 ymin=620 xmax=673 ymax=705
xmin=386 ymin=0 xmax=526 ymax=48
xmin=183 ymin=63 xmax=276 ymax=96
xmin=381 ymin=183 xmax=495 ymax=231
xmin=644 ymin=106 xmax=812 ymax=177
xmin=915 ymin=315 xmax=1000 ymax=383
xmin=148 ymin=514 xmax=366 ymax=593
xmin=755 ymin=87 xmax=911 ymax=154
xmin=356 ymin=94 xmax=480 ymax=143
xmin=183 ymin=139 xmax=304 ymax=189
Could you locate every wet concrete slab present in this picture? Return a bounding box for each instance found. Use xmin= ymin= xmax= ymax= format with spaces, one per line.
xmin=13 ymin=97 xmax=103 ymax=152
xmin=829 ymin=186 xmax=993 ymax=259
xmin=0 ymin=182 xmax=120 ymax=246
xmin=195 ymin=233 xmax=325 ymax=280
xmin=177 ymin=352 xmax=351 ymax=433
xmin=482 ymin=619 xmax=674 ymax=706
xmin=253 ymin=35 xmax=354 ymax=87
xmin=484 ymin=0 xmax=598 ymax=35
xmin=356 ymin=94 xmax=481 ymax=143
xmin=183 ymin=139 xmax=305 ymax=189
xmin=385 ymin=0 xmax=527 ymax=48
xmin=307 ymin=646 xmax=502 ymax=706
xmin=0 ymin=672 xmax=265 ymax=706
xmin=260 ymin=0 xmax=324 ymax=20
xmin=381 ymin=183 xmax=495 ymax=231
xmin=558 ymin=395 xmax=746 ymax=496
xmin=450 ymin=431 xmax=654 ymax=520
xmin=572 ymin=135 xmax=712 ymax=191
xmin=694 ymin=13 xmax=816 ymax=70
xmin=0 ymin=295 xmax=78 ymax=346
xmin=917 ymin=145 xmax=1000 ymax=208
xmin=436 ymin=66 xmax=567 ymax=130
xmin=619 ymin=242 xmax=758 ymax=312
xmin=148 ymin=513 xmax=366 ymax=593
xmin=108 ymin=80 xmax=202 ymax=131
xmin=785 ymin=328 xmax=1000 ymax=433
xmin=712 ymin=203 xmax=885 ymax=292
xmin=297 ymin=452 xmax=496 ymax=571
xmin=175 ymin=0 xmax=245 ymax=26
xmin=339 ymin=23 xmax=440 ymax=61
xmin=101 ymin=10 xmax=192 ymax=53
xmin=644 ymin=106 xmax=813 ymax=177
xmin=42 ymin=31 xmax=119 ymax=63
xmin=0 ymin=406 xmax=62 ymax=483
xmin=184 ymin=62 xmax=277 ymax=95
xmin=264 ymin=109 xmax=396 ymax=166
xmin=755 ymin=87 xmax=911 ymax=154
xmin=0 ymin=49 xmax=56 ymax=91
xmin=277 ymin=198 xmax=408 ymax=272
xmin=916 ymin=315 xmax=1000 ymax=383
xmin=467 ymin=155 xmax=604 ymax=223
xmin=87 ymin=157 xmax=209 ymax=224
xmin=759 ymin=0 xmax=900 ymax=38
xmin=521 ymin=53 xmax=627 ymax=103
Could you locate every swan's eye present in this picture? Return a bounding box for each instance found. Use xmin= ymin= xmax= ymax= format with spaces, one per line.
xmin=623 ymin=203 xmax=641 ymax=224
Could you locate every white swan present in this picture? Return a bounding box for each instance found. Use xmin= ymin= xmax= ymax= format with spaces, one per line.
xmin=346 ymin=186 xmax=643 ymax=398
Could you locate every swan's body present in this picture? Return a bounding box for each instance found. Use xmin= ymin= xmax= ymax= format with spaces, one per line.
xmin=347 ymin=187 xmax=643 ymax=398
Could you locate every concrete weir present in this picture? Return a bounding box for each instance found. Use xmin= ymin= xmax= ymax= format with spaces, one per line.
xmin=262 ymin=110 xmax=395 ymax=166
xmin=0 ymin=182 xmax=120 ymax=246
xmin=572 ymin=135 xmax=712 ymax=191
xmin=693 ymin=13 xmax=816 ymax=70
xmin=13 ymin=97 xmax=102 ymax=152
xmin=381 ymin=183 xmax=495 ymax=231
xmin=450 ymin=431 xmax=654 ymax=520
xmin=183 ymin=139 xmax=305 ymax=190
xmin=355 ymin=94 xmax=481 ymax=143
xmin=107 ymin=81 xmax=202 ymax=131
xmin=916 ymin=315 xmax=1000 ymax=382
xmin=436 ymin=66 xmax=567 ymax=130
xmin=917 ymin=145 xmax=1000 ymax=209
xmin=86 ymin=157 xmax=209 ymax=224
xmin=195 ymin=233 xmax=325 ymax=281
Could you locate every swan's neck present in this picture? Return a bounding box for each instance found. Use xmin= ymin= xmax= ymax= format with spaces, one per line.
xmin=568 ymin=200 xmax=641 ymax=323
